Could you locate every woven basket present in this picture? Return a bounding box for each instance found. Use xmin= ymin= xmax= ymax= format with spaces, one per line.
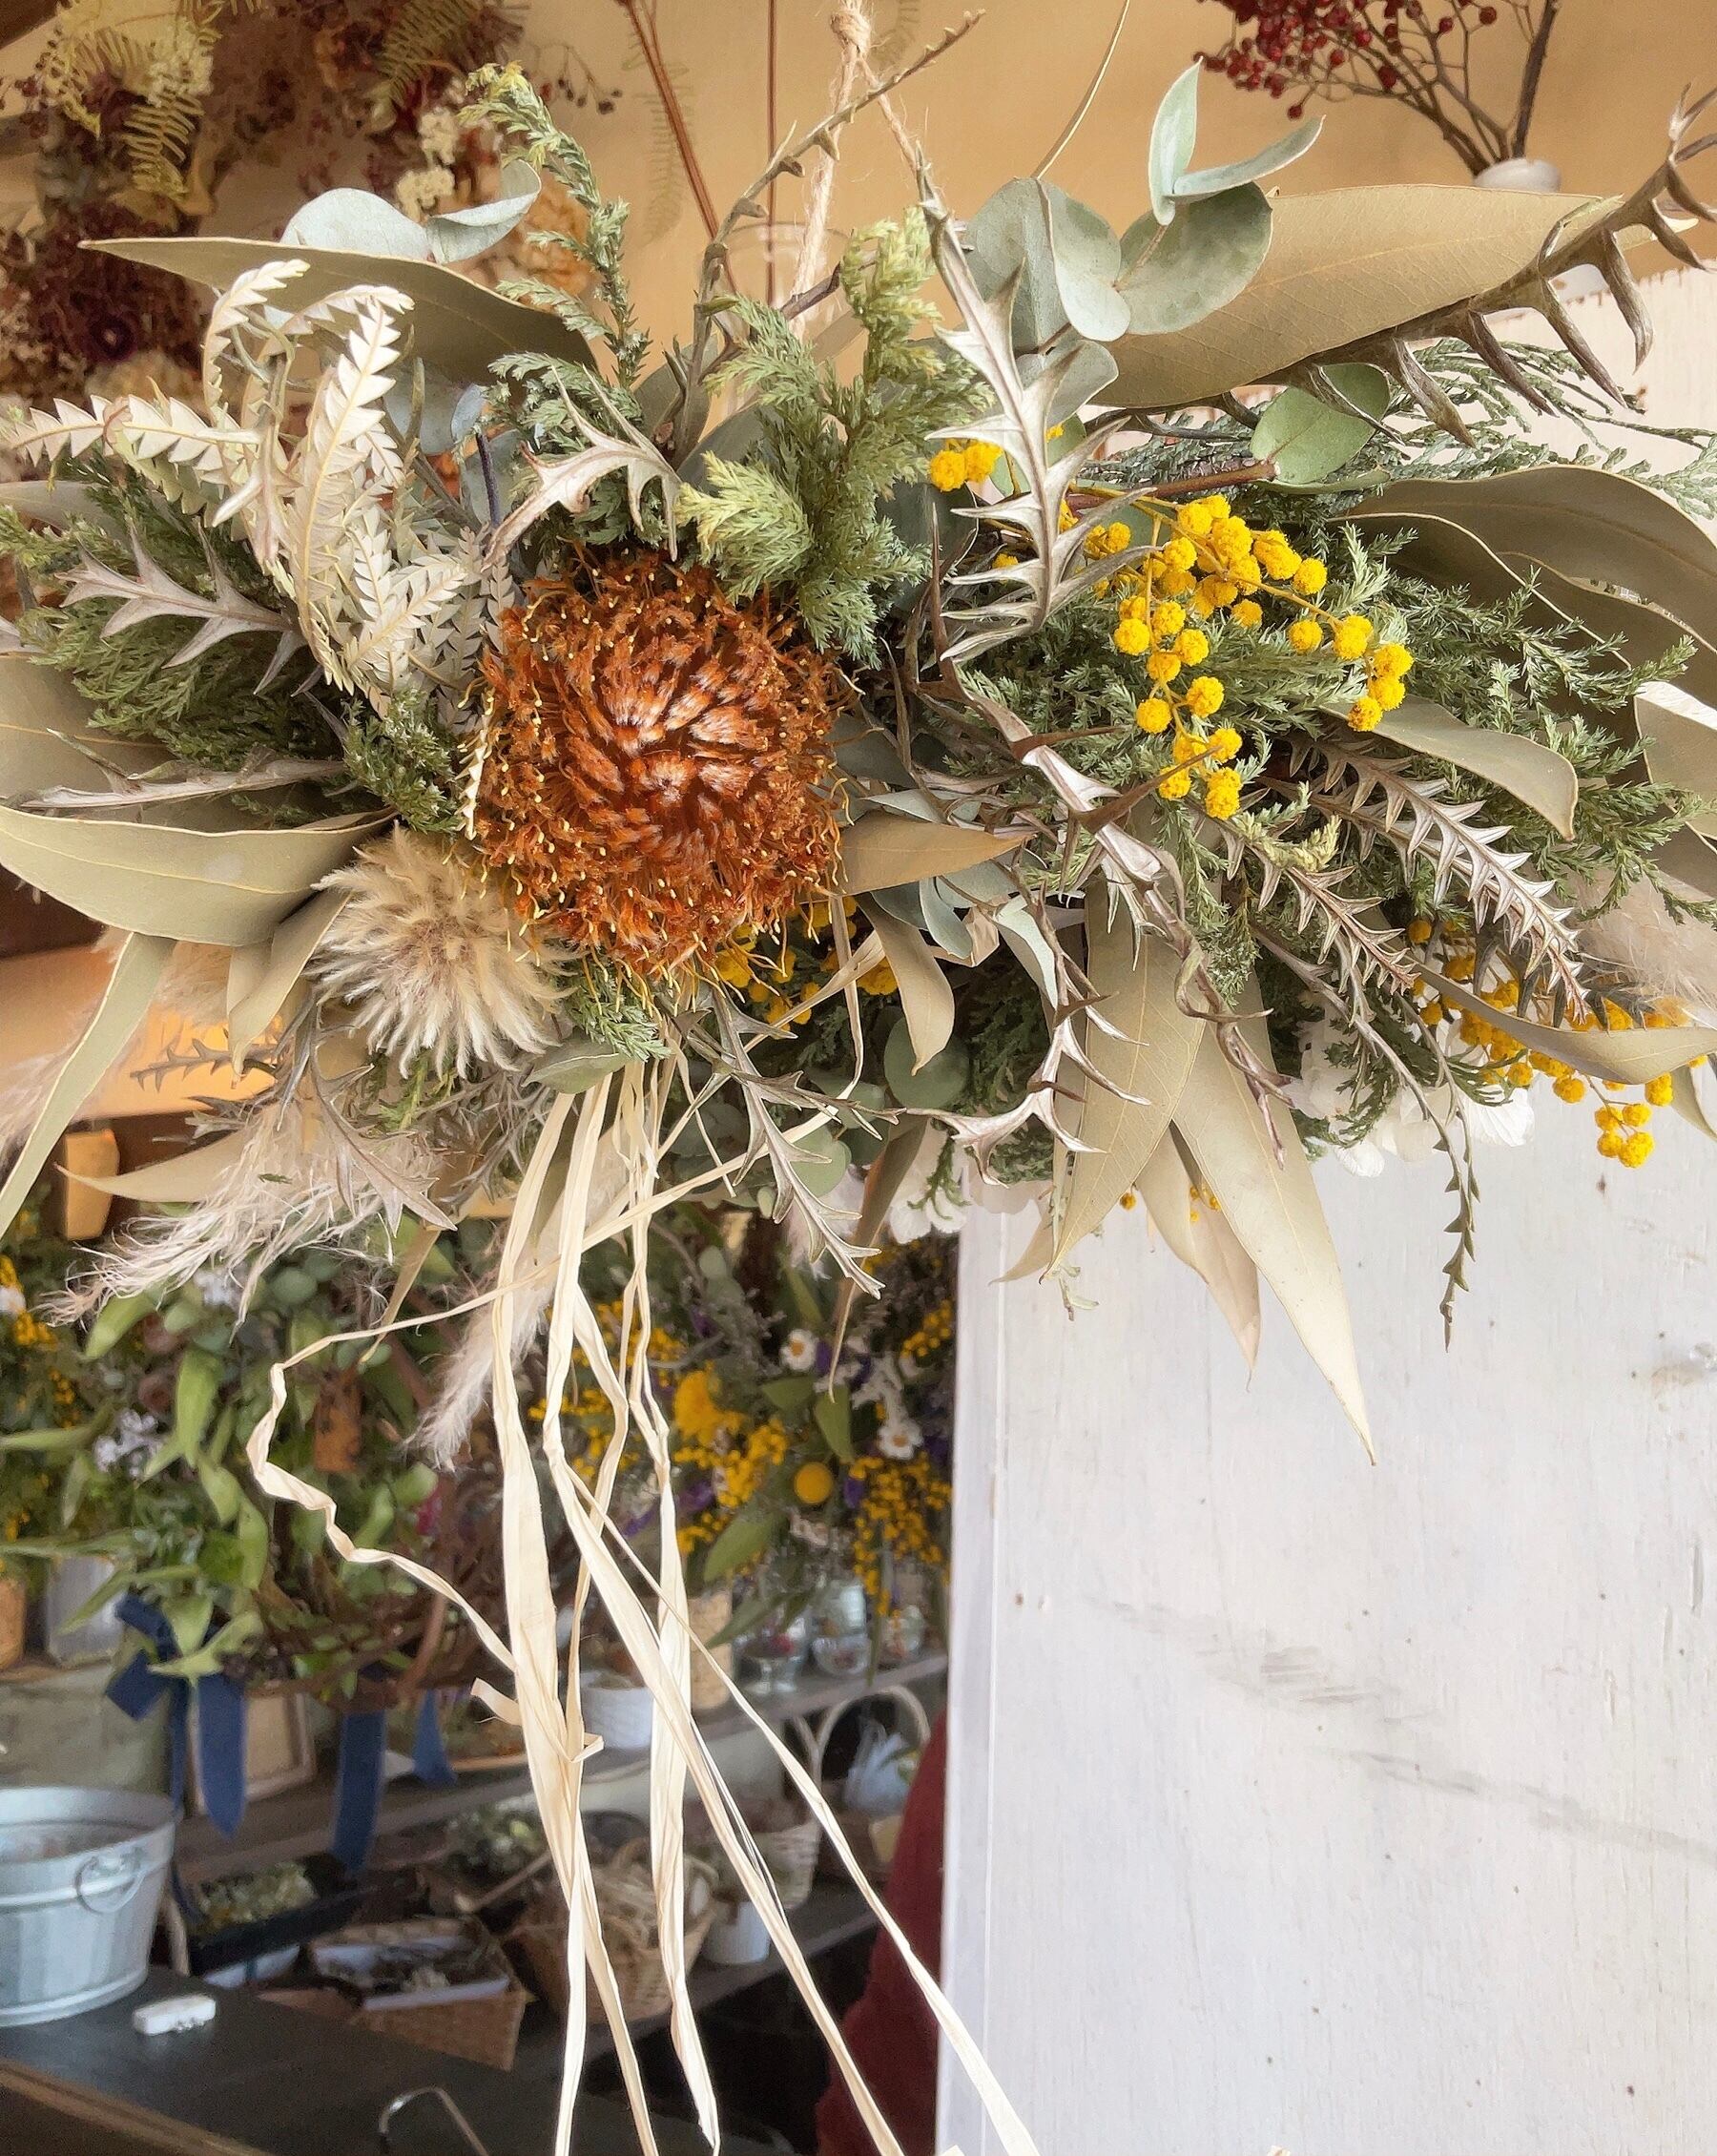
xmin=0 ymin=1572 xmax=25 ymax=1672
xmin=753 ymin=1815 xmax=821 ymax=1911
xmin=510 ymin=1837 xmax=716 ymax=2024
xmin=688 ymin=1586 xmax=734 ymax=1714
xmin=811 ymin=1683 xmax=932 ymax=1890
xmin=268 ymin=1976 xmax=529 ymax=2071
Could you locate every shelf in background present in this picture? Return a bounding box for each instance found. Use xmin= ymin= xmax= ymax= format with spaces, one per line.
xmin=509 ymin=1880 xmax=880 ymax=2070
xmin=177 ymin=1650 xmax=946 ymax=1882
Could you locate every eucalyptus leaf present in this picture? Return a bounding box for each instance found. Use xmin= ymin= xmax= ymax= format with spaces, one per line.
xmin=1175 ymin=114 xmax=1323 ymax=199
xmin=1375 ymin=697 xmax=1580 ymax=839
xmin=1137 ymin=1136 xmax=1262 ymax=1366
xmin=0 ymin=801 xmax=383 ymax=946
xmin=791 ymin=1132 xmax=853 ymax=1198
xmin=963 ymin=178 xmax=1072 ymax=353
xmin=1021 ymin=333 xmax=1119 ymax=426
xmin=93 ymin=236 xmax=593 ymax=384
xmin=1055 ymin=906 xmax=1203 ymax=1264
xmin=1148 ymin=62 xmax=1203 ymax=223
xmin=1118 ymin=186 xmax=1273 ymax=339
xmin=1172 ymin=1017 xmax=1372 ymax=1450
xmin=1359 ymin=466 xmax=1717 ymax=652
xmin=226 ymin=886 xmax=349 ymax=1069
xmin=534 ymin=1035 xmax=635 ymax=1095
xmin=841 ymin=811 xmax=1024 ymax=895
xmin=995 ymin=898 xmax=1064 ymax=1009
xmin=0 ymin=932 xmax=171 ymax=1242
xmin=1432 ymin=976 xmax=1717 ymax=1080
xmin=1107 ymin=183 xmax=1603 ymax=410
xmin=424 ymin=160 xmax=541 ymax=264
xmin=868 ymin=913 xmax=954 ymax=1068
xmin=282 ymin=189 xmax=433 ymax=259
xmin=1250 ymin=366 xmax=1389 ymax=484
xmin=0 ymin=660 xmax=160 ymax=796
xmin=1043 ymin=186 xmax=1129 ymax=342
xmin=763 ymin=1375 xmax=817 ymax=1414
xmin=883 ymin=1018 xmax=970 ymax=1109
xmin=813 ymin=1386 xmax=854 ymax=1462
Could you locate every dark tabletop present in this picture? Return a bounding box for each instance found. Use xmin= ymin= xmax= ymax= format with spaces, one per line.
xmin=0 ymin=1967 xmax=772 ymax=2156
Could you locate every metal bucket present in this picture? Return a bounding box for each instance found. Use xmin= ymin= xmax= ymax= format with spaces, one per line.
xmin=0 ymin=1785 xmax=176 ymax=2025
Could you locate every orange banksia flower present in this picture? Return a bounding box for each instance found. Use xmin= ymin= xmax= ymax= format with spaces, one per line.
xmin=472 ymin=553 xmax=843 ymax=975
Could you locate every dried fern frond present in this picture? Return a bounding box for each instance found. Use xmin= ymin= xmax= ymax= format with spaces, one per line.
xmin=369 ymin=0 xmax=493 ymax=128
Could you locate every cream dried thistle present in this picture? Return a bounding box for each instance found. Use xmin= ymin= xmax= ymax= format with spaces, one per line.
xmin=314 ymin=828 xmax=568 ymax=1075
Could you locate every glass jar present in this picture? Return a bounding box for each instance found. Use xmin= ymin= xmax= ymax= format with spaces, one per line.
xmin=738 ymin=1609 xmax=810 ymax=1696
xmin=811 ymin=1575 xmax=870 ymax=1679
xmin=879 ymin=1561 xmax=932 ymax=1666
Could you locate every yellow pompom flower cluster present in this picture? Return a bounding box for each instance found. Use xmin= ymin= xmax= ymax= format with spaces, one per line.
xmin=847 ymin=1454 xmax=950 ymax=1607
xmin=11 ymin=1310 xmax=55 ymax=1351
xmin=928 ymin=438 xmax=1004 ymax=492
xmin=711 ymin=897 xmax=869 ymax=1030
xmin=1423 ymin=938 xmax=1696 ymax=1170
xmin=900 ymin=1297 xmax=954 ymax=1365
xmin=1345 ymin=635 xmax=1413 ymax=732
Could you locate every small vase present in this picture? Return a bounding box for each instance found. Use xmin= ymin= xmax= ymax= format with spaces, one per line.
xmin=43 ymin=1554 xmax=124 ymax=1666
xmin=879 ymin=1560 xmax=933 ymax=1666
xmin=0 ymin=1569 xmax=27 ymax=1671
xmin=578 ymin=1672 xmax=655 ymax=1751
xmin=1474 ymin=156 xmax=1562 ymax=192
xmin=739 ymin=1610 xmax=810 ymax=1696
xmin=811 ymin=1575 xmax=870 ymax=1680
xmin=703 ymin=1899 xmax=771 ymax=1967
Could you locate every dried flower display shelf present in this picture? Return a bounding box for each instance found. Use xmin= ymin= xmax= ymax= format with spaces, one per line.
xmin=176 ymin=1649 xmax=946 ymax=1884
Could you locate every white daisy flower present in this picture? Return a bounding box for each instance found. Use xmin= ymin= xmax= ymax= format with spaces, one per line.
xmin=779 ymin=1327 xmax=819 ymax=1374
xmin=876 ymin=1418 xmax=921 ymax=1462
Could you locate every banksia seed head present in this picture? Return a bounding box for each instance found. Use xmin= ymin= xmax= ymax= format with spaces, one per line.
xmin=471 ymin=553 xmax=842 ymax=975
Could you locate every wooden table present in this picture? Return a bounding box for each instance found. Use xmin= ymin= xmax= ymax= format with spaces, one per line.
xmin=0 ymin=1969 xmax=769 ymax=2155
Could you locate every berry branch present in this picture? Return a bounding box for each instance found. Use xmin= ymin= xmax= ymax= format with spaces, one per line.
xmin=1194 ymin=0 xmax=1562 ymax=176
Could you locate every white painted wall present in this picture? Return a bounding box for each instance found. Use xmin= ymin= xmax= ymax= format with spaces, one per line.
xmin=941 ymin=1114 xmax=1717 ymax=2156
xmin=939 ymin=276 xmax=1717 ymax=2156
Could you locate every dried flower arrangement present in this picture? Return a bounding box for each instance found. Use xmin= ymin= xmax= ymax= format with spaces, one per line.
xmin=0 ymin=0 xmax=535 ymax=404
xmin=3 ymin=1220 xmax=526 ymax=1709
xmin=1195 ymin=0 xmax=1564 ymax=173
xmin=2 ymin=20 xmax=1717 ymax=2146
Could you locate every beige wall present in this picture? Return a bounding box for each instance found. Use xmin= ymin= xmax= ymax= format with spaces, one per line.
xmin=514 ymin=0 xmax=1717 ymax=343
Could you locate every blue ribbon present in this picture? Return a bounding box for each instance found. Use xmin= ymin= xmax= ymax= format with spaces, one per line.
xmin=327 ymin=1689 xmax=458 ymax=1874
xmin=106 ymin=1593 xmax=249 ymax=1837
xmin=412 ymin=1689 xmax=458 ymax=1787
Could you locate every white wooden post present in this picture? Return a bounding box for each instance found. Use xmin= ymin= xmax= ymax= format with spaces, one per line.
xmin=938 ymin=271 xmax=1717 ymax=2156
xmin=941 ymin=1113 xmax=1717 ymax=2153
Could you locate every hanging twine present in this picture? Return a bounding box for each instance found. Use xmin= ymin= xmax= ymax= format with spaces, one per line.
xmin=789 ymin=4 xmax=873 ymax=302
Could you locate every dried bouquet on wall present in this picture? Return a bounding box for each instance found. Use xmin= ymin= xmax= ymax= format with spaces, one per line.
xmin=2 ymin=21 xmax=1717 ymax=2148
xmin=0 ymin=0 xmax=548 ymax=405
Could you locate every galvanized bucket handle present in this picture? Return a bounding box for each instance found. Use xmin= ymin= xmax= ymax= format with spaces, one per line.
xmin=74 ymin=1847 xmax=146 ymax=1915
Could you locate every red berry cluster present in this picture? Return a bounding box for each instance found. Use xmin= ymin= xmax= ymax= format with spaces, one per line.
xmin=1195 ymin=0 xmax=1502 ymax=119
